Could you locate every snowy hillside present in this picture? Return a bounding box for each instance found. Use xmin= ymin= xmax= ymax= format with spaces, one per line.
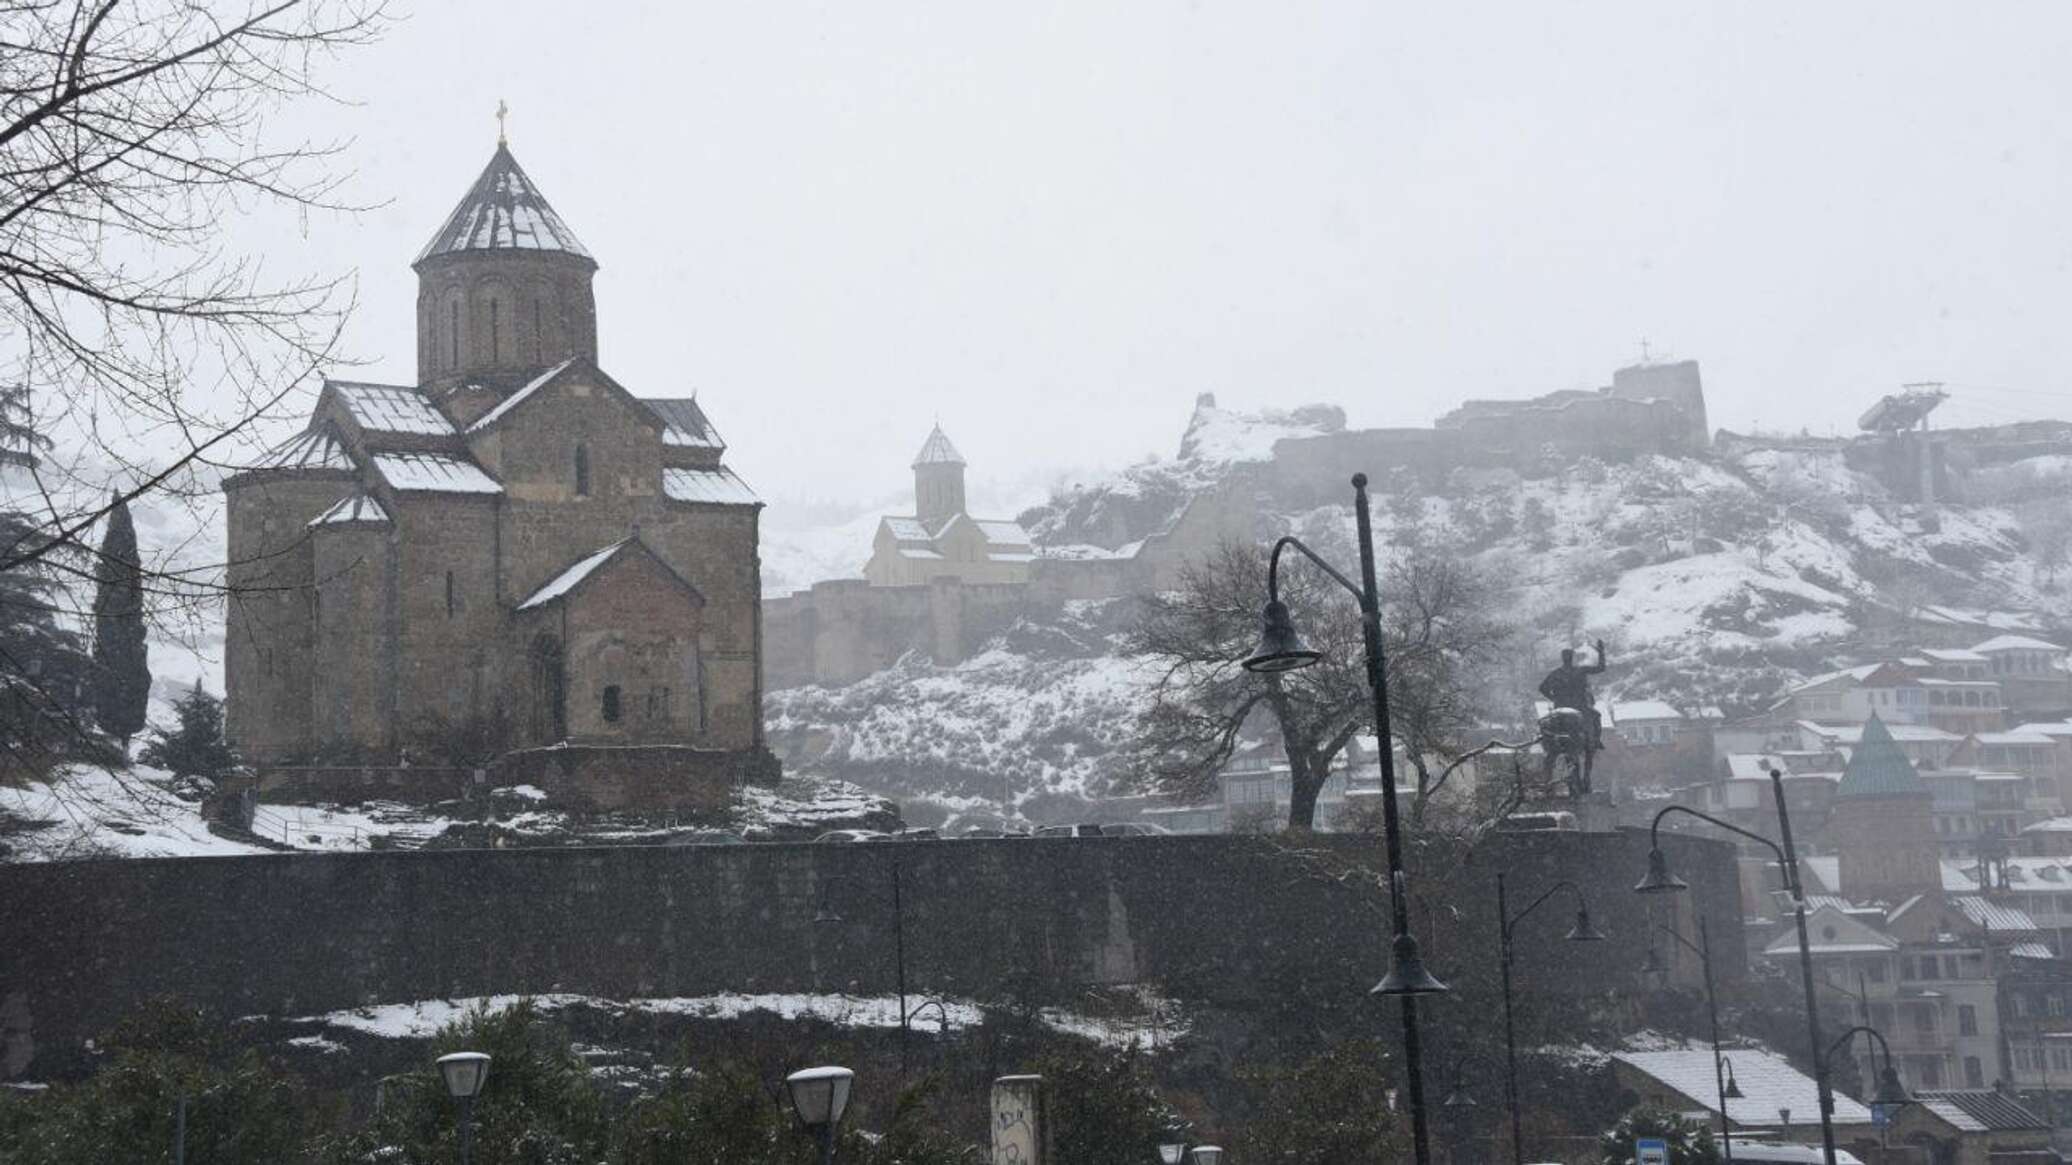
xmin=767 ymin=403 xmax=2072 ymax=818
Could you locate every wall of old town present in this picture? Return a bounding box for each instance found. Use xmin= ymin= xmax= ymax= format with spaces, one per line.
xmin=0 ymin=829 xmax=1738 ymax=1079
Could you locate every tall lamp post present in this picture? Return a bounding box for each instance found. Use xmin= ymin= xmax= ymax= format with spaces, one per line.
xmin=1496 ymin=874 xmax=1606 ymax=1165
xmin=1634 ymin=765 xmax=1839 ymax=1165
xmin=786 ymin=1065 xmax=856 ymax=1165
xmin=1642 ymin=915 xmax=1737 ymax=1162
xmin=1242 ymin=473 xmax=1448 ymax=1165
xmin=816 ymin=856 xmax=931 ymax=1071
xmin=435 ymin=1052 xmax=491 ymax=1165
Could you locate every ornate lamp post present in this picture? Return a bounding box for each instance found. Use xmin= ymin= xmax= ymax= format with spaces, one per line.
xmin=1635 ymin=764 xmax=1838 ymax=1165
xmin=435 ymin=1052 xmax=491 ymax=1165
xmin=1242 ymin=473 xmax=1448 ymax=1165
xmin=1189 ymin=1148 xmax=1226 ymax=1165
xmin=1826 ymin=1026 xmax=1910 ymax=1125
xmin=1158 ymin=1142 xmax=1189 ymax=1164
xmin=1643 ymin=915 xmax=1735 ymax=1161
xmin=785 ymin=1065 xmax=856 ymax=1165
xmin=1496 ymin=874 xmax=1606 ymax=1165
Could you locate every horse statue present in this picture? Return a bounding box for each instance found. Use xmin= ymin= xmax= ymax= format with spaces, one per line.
xmin=1536 ymin=639 xmax=1608 ymax=799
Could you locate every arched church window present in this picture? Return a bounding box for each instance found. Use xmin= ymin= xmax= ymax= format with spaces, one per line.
xmin=534 ymin=299 xmax=544 ymax=363
xmin=445 ymin=570 xmax=456 ymax=618
xmin=448 ymin=297 xmax=460 ymax=369
xmin=602 ymin=684 xmax=622 ymax=724
xmin=574 ymin=443 xmax=591 ymax=497
xmin=489 ymin=298 xmax=501 ymax=365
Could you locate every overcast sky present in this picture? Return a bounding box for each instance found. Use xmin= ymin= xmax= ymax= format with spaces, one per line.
xmin=264 ymin=1 xmax=2072 ymax=521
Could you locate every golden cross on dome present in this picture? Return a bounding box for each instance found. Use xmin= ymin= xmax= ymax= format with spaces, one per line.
xmin=495 ymin=98 xmax=509 ymax=146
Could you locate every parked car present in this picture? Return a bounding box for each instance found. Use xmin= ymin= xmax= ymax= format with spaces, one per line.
xmin=666 ymin=829 xmax=744 ymax=846
xmin=813 ymin=829 xmax=884 ymax=843
xmin=1034 ymin=823 xmax=1108 ymax=838
xmin=956 ymin=826 xmax=1030 ymax=839
xmin=866 ymin=827 xmax=940 ymax=842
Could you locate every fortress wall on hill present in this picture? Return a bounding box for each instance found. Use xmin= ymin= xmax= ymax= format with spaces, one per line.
xmin=0 ymin=829 xmax=1739 ymax=1079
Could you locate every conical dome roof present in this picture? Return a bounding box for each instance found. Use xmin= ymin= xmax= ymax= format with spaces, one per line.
xmin=1836 ymin=714 xmax=1925 ymax=799
xmin=415 ymin=143 xmax=592 ymax=266
xmin=912 ymin=424 xmax=965 ymax=467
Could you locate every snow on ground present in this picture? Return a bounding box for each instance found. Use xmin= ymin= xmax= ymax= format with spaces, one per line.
xmin=300 ymin=990 xmax=1185 ymax=1048
xmin=760 ymin=510 xmax=884 ymax=597
xmin=0 ymin=765 xmax=269 ymax=861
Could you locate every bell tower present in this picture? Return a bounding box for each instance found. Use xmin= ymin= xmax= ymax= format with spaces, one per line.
xmin=413 ymin=126 xmax=598 ymax=409
xmin=912 ymin=424 xmax=967 ymax=532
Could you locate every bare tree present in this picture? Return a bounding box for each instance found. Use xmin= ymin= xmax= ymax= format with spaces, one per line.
xmin=1128 ymin=539 xmax=1511 ymax=830
xmin=0 ymin=1 xmax=387 ymax=780
xmin=1 ymin=0 xmax=388 ymax=568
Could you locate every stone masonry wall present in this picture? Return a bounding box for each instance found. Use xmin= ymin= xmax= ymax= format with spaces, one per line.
xmin=0 ymin=829 xmax=1738 ymax=1079
xmin=223 ymin=472 xmax=356 ymax=759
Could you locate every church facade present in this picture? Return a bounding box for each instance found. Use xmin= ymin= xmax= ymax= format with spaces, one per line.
xmin=223 ymin=140 xmax=769 ymax=787
xmin=862 ymin=425 xmax=1033 ymax=587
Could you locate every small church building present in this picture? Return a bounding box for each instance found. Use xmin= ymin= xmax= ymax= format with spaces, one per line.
xmin=222 ymin=135 xmax=772 ymax=800
xmin=862 ymin=425 xmax=1033 ymax=587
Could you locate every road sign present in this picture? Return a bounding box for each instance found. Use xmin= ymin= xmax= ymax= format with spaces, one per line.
xmin=1635 ymin=1137 xmax=1669 ymax=1165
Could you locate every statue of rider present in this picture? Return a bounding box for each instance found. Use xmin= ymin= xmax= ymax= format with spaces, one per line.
xmin=1538 ymin=640 xmax=1609 ymax=751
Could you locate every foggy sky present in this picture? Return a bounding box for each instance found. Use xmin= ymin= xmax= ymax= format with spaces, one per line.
xmin=259 ymin=2 xmax=2072 ymax=520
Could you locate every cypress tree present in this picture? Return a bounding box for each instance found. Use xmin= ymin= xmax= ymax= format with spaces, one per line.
xmin=90 ymin=494 xmax=150 ymax=748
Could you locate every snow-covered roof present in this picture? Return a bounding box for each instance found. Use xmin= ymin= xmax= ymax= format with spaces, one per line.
xmin=1918 ymin=605 xmax=2046 ymax=633
xmin=896 ymin=547 xmax=944 ymax=560
xmin=371 ymin=452 xmax=501 ymax=494
xmin=1973 ymin=634 xmax=2063 ymax=654
xmin=331 ymin=381 xmax=455 ymax=436
xmin=307 ymin=492 xmax=390 ymax=528
xmin=517 ymin=539 xmax=703 ymax=611
xmin=643 ymin=398 xmax=724 ymax=450
xmin=1968 ymin=730 xmax=2056 ymax=746
xmin=1611 ymin=699 xmax=1683 ymax=723
xmin=248 ymin=424 xmax=355 ymax=472
xmin=464 ymin=358 xmax=576 ymax=434
xmin=1914 ymin=677 xmax=1999 ymax=688
xmin=1913 ymin=1090 xmax=2047 ymax=1133
xmin=1765 ymin=904 xmax=1895 ymax=955
xmin=974 ymin=519 xmax=1031 ymax=547
xmin=2013 ymin=721 xmax=2072 ymax=738
xmin=2022 ymin=817 xmax=2072 ymax=834
xmin=912 ymin=424 xmax=964 ymax=467
xmin=1798 ymin=721 xmax=1958 ymax=744
xmin=415 ymin=143 xmax=592 ymax=264
xmin=1614 ymin=1048 xmax=1874 ymax=1126
xmin=518 ymin=541 xmax=627 ymax=610
xmin=1724 ymin=754 xmax=1786 ymax=780
xmin=1920 ymin=648 xmax=1989 ymax=663
xmin=884 ymin=517 xmax=933 ymax=543
xmin=1950 ymin=895 xmax=2040 ymax=932
xmin=662 ymin=466 xmax=759 ymax=506
xmin=1788 ymin=663 xmax=1889 ymax=694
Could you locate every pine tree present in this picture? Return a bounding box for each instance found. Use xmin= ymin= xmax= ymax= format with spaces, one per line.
xmin=0 ymin=507 xmax=94 ymax=776
xmin=89 ymin=495 xmax=150 ymax=749
xmin=138 ymin=684 xmax=238 ymax=782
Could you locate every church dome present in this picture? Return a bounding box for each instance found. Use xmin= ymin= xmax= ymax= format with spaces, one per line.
xmin=414 ymin=142 xmax=594 ymax=269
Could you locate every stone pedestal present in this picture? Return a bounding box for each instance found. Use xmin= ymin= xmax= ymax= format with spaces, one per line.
xmin=990 ymin=1074 xmax=1048 ymax=1165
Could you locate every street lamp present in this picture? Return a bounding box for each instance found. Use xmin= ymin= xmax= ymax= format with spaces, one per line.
xmin=1644 ymin=915 xmax=1735 ymax=1162
xmin=1241 ymin=473 xmax=1448 ymax=1165
xmin=1825 ymin=1025 xmax=1909 ymax=1129
xmin=785 ymin=1065 xmax=856 ymax=1165
xmin=435 ymin=1052 xmax=491 ymax=1165
xmin=1497 ymin=873 xmax=1605 ymax=1165
xmin=1158 ymin=1142 xmax=1189 ymax=1164
xmin=1189 ymin=1148 xmax=1226 ymax=1165
xmin=1635 ymin=764 xmax=1841 ymax=1165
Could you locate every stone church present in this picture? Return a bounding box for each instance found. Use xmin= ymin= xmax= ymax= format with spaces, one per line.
xmin=861 ymin=425 xmax=1033 ymax=587
xmin=223 ymin=138 xmax=771 ymax=794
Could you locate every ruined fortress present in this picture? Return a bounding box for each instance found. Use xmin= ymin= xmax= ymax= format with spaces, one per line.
xmin=764 ymin=360 xmax=1713 ymax=688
